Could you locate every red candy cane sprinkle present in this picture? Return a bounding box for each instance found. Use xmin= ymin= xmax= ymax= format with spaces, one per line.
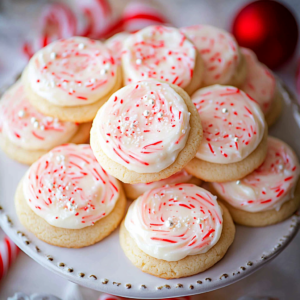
xmin=23 ymin=144 xmax=120 ymax=229
xmin=192 ymin=85 xmax=265 ymax=164
xmin=0 ymin=81 xmax=78 ymax=150
xmin=241 ymin=48 xmax=276 ymax=115
xmin=181 ymin=25 xmax=240 ymax=86
xmin=213 ymin=137 xmax=300 ymax=212
xmin=28 ymin=37 xmax=118 ymax=106
xmin=125 ymin=184 xmax=223 ymax=261
xmin=122 ymin=26 xmax=196 ymax=89
xmin=96 ymin=80 xmax=190 ymax=173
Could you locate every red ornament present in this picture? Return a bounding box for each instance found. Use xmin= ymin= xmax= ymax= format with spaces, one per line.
xmin=232 ymin=0 xmax=298 ymax=69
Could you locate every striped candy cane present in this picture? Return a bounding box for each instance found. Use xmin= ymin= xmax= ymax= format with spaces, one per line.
xmin=98 ymin=1 xmax=168 ymax=39
xmin=0 ymin=235 xmax=19 ymax=281
xmin=75 ymin=0 xmax=113 ymax=38
xmin=122 ymin=1 xmax=168 ymax=33
xmin=39 ymin=3 xmax=77 ymax=40
xmin=23 ymin=2 xmax=77 ymax=59
xmin=22 ymin=0 xmax=168 ymax=59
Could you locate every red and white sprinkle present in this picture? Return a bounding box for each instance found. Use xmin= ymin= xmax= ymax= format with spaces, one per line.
xmin=241 ymin=48 xmax=276 ymax=115
xmin=27 ymin=37 xmax=118 ymax=107
xmin=125 ymin=184 xmax=223 ymax=261
xmin=23 ymin=144 xmax=120 ymax=229
xmin=121 ymin=25 xmax=196 ymax=89
xmin=213 ymin=137 xmax=300 ymax=212
xmin=0 ymin=81 xmax=78 ymax=151
xmin=192 ymin=85 xmax=265 ymax=164
xmin=181 ymin=24 xmax=240 ymax=86
xmin=94 ymin=80 xmax=190 ymax=173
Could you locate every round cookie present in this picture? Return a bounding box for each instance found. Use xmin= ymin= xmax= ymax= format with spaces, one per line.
xmin=240 ymin=48 xmax=283 ymax=126
xmin=120 ymin=184 xmax=235 ymax=278
xmin=15 ymin=181 xmax=126 ymax=248
xmin=121 ymin=25 xmax=204 ymax=95
xmin=181 ymin=24 xmax=247 ymax=87
xmin=210 ymin=137 xmax=300 ymax=227
xmin=0 ymin=122 xmax=91 ymax=165
xmin=186 ymin=129 xmax=268 ymax=183
xmin=123 ymin=169 xmax=202 ymax=200
xmin=0 ymin=81 xmax=91 ymax=165
xmin=185 ymin=85 xmax=268 ymax=182
xmin=22 ymin=36 xmax=122 ymax=123
xmin=91 ymin=79 xmax=202 ymax=184
xmin=15 ymin=144 xmax=126 ymax=248
xmin=216 ymin=185 xmax=300 ymax=227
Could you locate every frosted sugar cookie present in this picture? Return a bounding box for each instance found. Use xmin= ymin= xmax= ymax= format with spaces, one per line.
xmin=120 ymin=184 xmax=235 ymax=278
xmin=91 ymin=79 xmax=202 ymax=184
xmin=121 ymin=25 xmax=204 ymax=95
xmin=105 ymin=32 xmax=130 ymax=65
xmin=22 ymin=37 xmax=122 ymax=122
xmin=211 ymin=137 xmax=300 ymax=227
xmin=240 ymin=48 xmax=283 ymax=126
xmin=15 ymin=144 xmax=126 ymax=248
xmin=0 ymin=81 xmax=91 ymax=165
xmin=123 ymin=169 xmax=202 ymax=200
xmin=185 ymin=85 xmax=268 ymax=182
xmin=181 ymin=24 xmax=246 ymax=87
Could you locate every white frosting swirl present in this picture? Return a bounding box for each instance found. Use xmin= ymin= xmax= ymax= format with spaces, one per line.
xmin=0 ymin=81 xmax=78 ymax=150
xmin=27 ymin=37 xmax=118 ymax=107
xmin=181 ymin=25 xmax=240 ymax=86
xmin=125 ymin=184 xmax=223 ymax=261
xmin=94 ymin=80 xmax=190 ymax=173
xmin=192 ymin=85 xmax=265 ymax=164
xmin=241 ymin=48 xmax=276 ymax=115
xmin=121 ymin=25 xmax=196 ymax=88
xmin=23 ymin=144 xmax=120 ymax=229
xmin=212 ymin=137 xmax=300 ymax=212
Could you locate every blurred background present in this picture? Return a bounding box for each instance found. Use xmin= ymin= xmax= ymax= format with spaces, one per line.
xmin=0 ymin=0 xmax=299 ymax=299
xmin=0 ymin=0 xmax=299 ymax=90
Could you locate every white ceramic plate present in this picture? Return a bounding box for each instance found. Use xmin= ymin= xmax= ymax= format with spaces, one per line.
xmin=0 ymin=82 xmax=300 ymax=299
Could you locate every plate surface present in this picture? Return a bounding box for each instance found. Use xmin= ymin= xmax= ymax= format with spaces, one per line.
xmin=0 ymin=83 xmax=300 ymax=299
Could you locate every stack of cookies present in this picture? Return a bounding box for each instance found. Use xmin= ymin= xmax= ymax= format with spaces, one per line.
xmin=1 ymin=24 xmax=299 ymax=280
xmin=0 ymin=36 xmax=124 ymax=164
